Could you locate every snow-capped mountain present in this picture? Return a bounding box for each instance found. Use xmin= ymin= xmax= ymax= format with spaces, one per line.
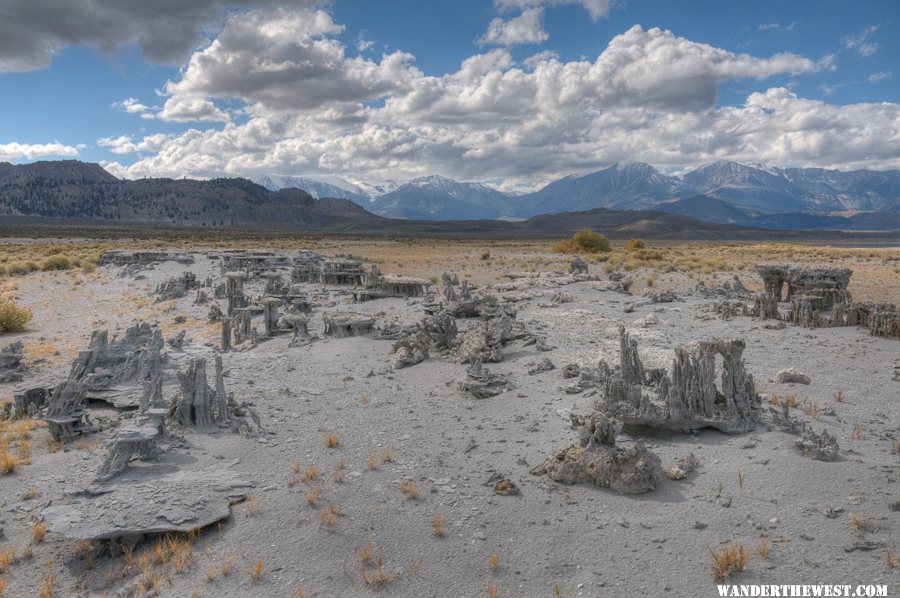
xmin=513 ymin=163 xmax=691 ymax=217
xmin=680 ymin=161 xmax=811 ymax=213
xmin=251 ymin=174 xmax=374 ymax=207
xmin=248 ymin=162 xmax=898 ymax=228
xmin=371 ymin=175 xmax=516 ymax=220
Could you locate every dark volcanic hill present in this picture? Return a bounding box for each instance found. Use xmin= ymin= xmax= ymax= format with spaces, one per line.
xmin=0 ymin=160 xmax=379 ymax=229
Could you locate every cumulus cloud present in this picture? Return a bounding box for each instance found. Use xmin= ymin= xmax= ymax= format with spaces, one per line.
xmin=480 ymin=7 xmax=549 ymax=46
xmin=0 ymin=0 xmax=326 ymax=72
xmin=496 ymin=0 xmax=614 ymax=20
xmin=158 ymin=7 xmax=419 ymax=119
xmin=0 ymin=141 xmax=79 ymax=161
xmin=841 ymin=26 xmax=879 ymax=57
xmin=99 ymin=11 xmax=897 ymax=184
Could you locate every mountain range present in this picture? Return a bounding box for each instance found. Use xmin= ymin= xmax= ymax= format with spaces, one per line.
xmin=254 ymin=161 xmax=899 ymax=230
xmin=0 ymin=160 xmax=897 ymax=234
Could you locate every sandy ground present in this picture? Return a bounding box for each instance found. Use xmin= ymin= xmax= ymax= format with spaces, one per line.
xmin=0 ymin=243 xmax=898 ymax=598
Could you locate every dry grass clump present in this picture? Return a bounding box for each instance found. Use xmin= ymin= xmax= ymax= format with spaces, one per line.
xmin=305 ymin=485 xmax=322 ymax=506
xmin=0 ymin=547 xmax=18 ymax=573
xmin=850 ymin=513 xmax=876 ymax=536
xmin=399 ymin=479 xmax=418 ymax=499
xmin=320 ymin=504 xmax=342 ymax=531
xmin=834 ymin=389 xmax=845 ymax=402
xmin=887 ymin=547 xmax=899 ymax=570
xmin=221 ymin=556 xmax=235 ymax=577
xmin=359 ymin=546 xmax=396 ymax=588
xmin=487 ymin=581 xmax=499 ymax=598
xmin=380 ymin=448 xmax=394 ymax=463
xmin=433 ymin=512 xmax=446 ymax=537
xmin=332 ymin=459 xmax=347 ymax=483
xmin=168 ymin=535 xmax=194 ymax=573
xmin=366 ymin=455 xmax=379 ymax=470
xmin=32 ymin=520 xmax=47 ymax=542
xmin=39 ymin=255 xmax=72 ymax=271
xmin=357 ymin=542 xmax=373 ymax=565
xmin=488 ymin=552 xmax=500 ymax=570
xmin=249 ymin=559 xmax=264 ymax=582
xmin=758 ymin=539 xmax=772 ymax=558
xmin=552 ymin=229 xmax=611 ymax=254
xmin=709 ymin=544 xmax=747 ymax=580
xmin=38 ymin=560 xmax=57 ymax=598
xmin=0 ymin=415 xmax=43 ymax=474
xmin=801 ymin=398 xmax=819 ymax=419
xmin=0 ymin=299 xmax=32 ymax=333
xmin=300 ymin=464 xmax=319 ymax=482
xmin=324 ymin=433 xmax=340 ymax=448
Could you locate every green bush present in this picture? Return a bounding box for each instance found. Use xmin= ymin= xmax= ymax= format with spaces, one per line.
xmin=0 ymin=300 xmax=31 ymax=333
xmin=40 ymin=255 xmax=72 ymax=271
xmin=570 ymin=229 xmax=611 ymax=253
xmin=626 ymin=238 xmax=646 ymax=250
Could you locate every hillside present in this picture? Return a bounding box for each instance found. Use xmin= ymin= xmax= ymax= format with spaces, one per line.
xmin=0 ymin=161 xmax=379 ymax=229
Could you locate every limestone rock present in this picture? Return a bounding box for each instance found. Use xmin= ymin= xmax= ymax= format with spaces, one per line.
xmin=776 ymin=367 xmax=811 ymax=385
xmin=461 ymin=360 xmax=510 ymax=399
xmin=598 ymin=326 xmax=758 ymax=434
xmin=796 ymin=428 xmax=840 ymax=462
xmin=41 ymin=463 xmax=253 ymax=541
xmin=531 ymin=441 xmax=662 ymax=495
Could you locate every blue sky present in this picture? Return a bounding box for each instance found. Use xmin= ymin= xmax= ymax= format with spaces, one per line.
xmin=0 ymin=0 xmax=897 ymax=186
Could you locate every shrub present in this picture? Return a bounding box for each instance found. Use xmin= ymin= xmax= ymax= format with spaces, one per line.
xmin=40 ymin=255 xmax=72 ymax=271
xmin=0 ymin=300 xmax=32 ymax=333
xmin=571 ymin=229 xmax=611 ymax=253
xmin=6 ymin=262 xmax=38 ymax=275
xmin=626 ymin=238 xmax=646 ymax=250
xmin=553 ymin=229 xmax=611 ymax=254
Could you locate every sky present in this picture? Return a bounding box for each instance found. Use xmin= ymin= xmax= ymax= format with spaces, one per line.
xmin=0 ymin=0 xmax=897 ymax=191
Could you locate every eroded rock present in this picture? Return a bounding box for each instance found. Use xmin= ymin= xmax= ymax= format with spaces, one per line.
xmin=531 ymin=415 xmax=662 ymax=494
xmin=0 ymin=340 xmax=25 ymax=383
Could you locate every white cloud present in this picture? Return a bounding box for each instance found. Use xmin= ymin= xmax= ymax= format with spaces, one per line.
xmin=157 ymin=96 xmax=230 ymax=123
xmin=97 ymin=133 xmax=171 ymax=154
xmin=841 ymin=26 xmax=879 ymax=57
xmin=99 ymin=12 xmax=897 ymax=184
xmin=496 ymin=0 xmax=614 ymax=20
xmin=0 ymin=141 xmax=79 ymax=161
xmin=868 ymin=71 xmax=892 ymax=83
xmin=523 ymin=50 xmax=559 ymax=69
xmin=158 ymin=7 xmax=419 ymax=119
xmin=480 ymin=7 xmax=549 ymax=46
xmin=112 ymin=98 xmax=152 ymax=114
